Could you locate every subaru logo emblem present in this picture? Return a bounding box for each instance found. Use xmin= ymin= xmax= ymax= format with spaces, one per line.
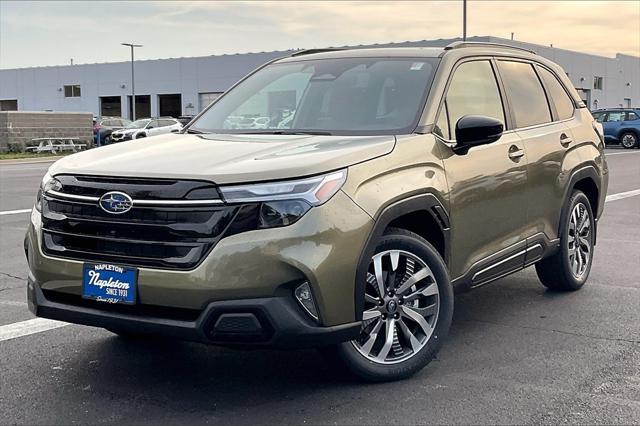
xmin=99 ymin=191 xmax=133 ymax=214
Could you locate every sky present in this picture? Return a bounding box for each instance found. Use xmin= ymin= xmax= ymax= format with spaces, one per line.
xmin=1 ymin=1 xmax=639 ymax=69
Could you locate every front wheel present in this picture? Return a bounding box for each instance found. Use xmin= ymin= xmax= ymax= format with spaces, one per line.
xmin=327 ymin=228 xmax=453 ymax=382
xmin=620 ymin=132 xmax=638 ymax=149
xmin=535 ymin=190 xmax=595 ymax=291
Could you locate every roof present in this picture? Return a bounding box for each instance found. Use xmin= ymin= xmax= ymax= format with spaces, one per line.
xmin=277 ymin=47 xmax=446 ymax=62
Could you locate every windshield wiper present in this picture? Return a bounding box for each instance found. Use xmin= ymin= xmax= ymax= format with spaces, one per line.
xmin=234 ymin=130 xmax=333 ymax=136
xmin=185 ymin=128 xmax=208 ymax=134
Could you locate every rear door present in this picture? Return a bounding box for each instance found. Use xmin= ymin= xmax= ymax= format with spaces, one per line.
xmin=438 ymin=59 xmax=529 ymax=284
xmin=603 ymin=111 xmax=625 ymax=140
xmin=495 ymin=60 xmax=571 ymax=253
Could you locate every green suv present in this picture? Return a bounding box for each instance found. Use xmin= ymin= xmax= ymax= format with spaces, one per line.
xmin=25 ymin=42 xmax=608 ymax=381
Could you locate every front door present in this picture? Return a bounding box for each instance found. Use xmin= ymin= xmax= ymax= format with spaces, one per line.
xmin=436 ymin=59 xmax=529 ymax=283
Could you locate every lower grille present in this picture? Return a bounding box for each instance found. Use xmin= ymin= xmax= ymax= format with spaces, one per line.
xmin=41 ymin=175 xmax=242 ymax=270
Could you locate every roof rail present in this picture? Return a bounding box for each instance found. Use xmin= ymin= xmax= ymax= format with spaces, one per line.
xmin=444 ymin=41 xmax=537 ymax=55
xmin=290 ymin=48 xmax=346 ymax=57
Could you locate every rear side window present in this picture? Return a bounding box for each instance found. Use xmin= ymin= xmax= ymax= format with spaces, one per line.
xmin=444 ymin=60 xmax=505 ymax=139
xmin=537 ymin=67 xmax=575 ymax=120
xmin=627 ymin=112 xmax=639 ymax=121
xmin=497 ymin=61 xmax=552 ymax=128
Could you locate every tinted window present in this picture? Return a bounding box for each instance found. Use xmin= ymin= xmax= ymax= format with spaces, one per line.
xmin=445 ymin=60 xmax=505 ymax=138
xmin=538 ymin=67 xmax=574 ymax=120
xmin=160 ymin=119 xmax=176 ymax=127
xmin=191 ymin=58 xmax=438 ymax=135
xmin=607 ymin=112 xmax=625 ymax=122
xmin=498 ymin=61 xmax=552 ymax=128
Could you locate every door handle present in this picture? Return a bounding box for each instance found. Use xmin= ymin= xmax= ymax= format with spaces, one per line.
xmin=560 ymin=133 xmax=573 ymax=147
xmin=508 ymin=145 xmax=525 ymax=160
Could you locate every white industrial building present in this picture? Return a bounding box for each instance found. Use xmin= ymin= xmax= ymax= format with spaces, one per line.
xmin=1 ymin=36 xmax=638 ymax=119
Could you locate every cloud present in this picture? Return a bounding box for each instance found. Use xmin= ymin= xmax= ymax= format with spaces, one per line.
xmin=1 ymin=1 xmax=638 ymax=69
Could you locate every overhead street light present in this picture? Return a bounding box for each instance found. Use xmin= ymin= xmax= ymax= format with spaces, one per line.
xmin=121 ymin=43 xmax=143 ymax=120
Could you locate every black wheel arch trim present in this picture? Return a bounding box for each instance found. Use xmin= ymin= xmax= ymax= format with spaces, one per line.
xmin=561 ymin=165 xmax=602 ymax=244
xmin=354 ymin=192 xmax=450 ymax=320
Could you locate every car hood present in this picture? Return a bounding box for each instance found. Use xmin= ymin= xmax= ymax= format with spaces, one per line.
xmin=49 ymin=133 xmax=396 ymax=184
xmin=114 ymin=128 xmax=139 ymax=135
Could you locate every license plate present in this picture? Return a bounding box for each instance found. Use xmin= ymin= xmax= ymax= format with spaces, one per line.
xmin=82 ymin=263 xmax=137 ymax=304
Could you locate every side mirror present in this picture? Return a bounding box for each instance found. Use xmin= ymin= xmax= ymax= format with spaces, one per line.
xmin=453 ymin=115 xmax=504 ymax=155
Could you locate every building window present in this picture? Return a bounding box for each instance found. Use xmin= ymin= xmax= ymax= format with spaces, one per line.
xmin=0 ymin=99 xmax=18 ymax=111
xmin=64 ymin=85 xmax=81 ymax=97
xmin=198 ymin=92 xmax=223 ymax=111
xmin=593 ymin=76 xmax=603 ymax=90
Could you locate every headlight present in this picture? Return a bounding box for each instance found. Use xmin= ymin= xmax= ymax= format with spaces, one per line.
xmin=220 ymin=170 xmax=347 ymax=228
xmin=35 ymin=171 xmax=61 ymax=212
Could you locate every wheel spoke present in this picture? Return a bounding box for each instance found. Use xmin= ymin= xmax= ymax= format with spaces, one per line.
xmin=360 ymin=319 xmax=383 ymax=355
xmin=362 ymin=309 xmax=382 ymax=321
xmin=396 ymin=267 xmax=433 ymax=295
xmin=403 ymin=302 xmax=438 ymax=318
xmin=375 ymin=319 xmax=396 ymax=362
xmin=571 ymin=254 xmax=579 ymax=275
xmin=372 ymin=254 xmax=386 ymax=298
xmin=398 ymin=319 xmax=421 ymax=353
xmin=364 ymin=293 xmax=379 ymax=304
xmin=390 ymin=250 xmax=400 ymax=271
xmin=404 ymin=281 xmax=438 ymax=302
xmin=400 ymin=305 xmax=433 ymax=337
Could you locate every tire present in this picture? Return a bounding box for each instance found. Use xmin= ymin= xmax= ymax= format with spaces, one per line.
xmin=136 ymin=133 xmax=146 ymax=139
xmin=102 ymin=134 xmax=112 ymax=144
xmin=619 ymin=132 xmax=638 ymax=149
xmin=535 ymin=190 xmax=595 ymax=291
xmin=326 ymin=228 xmax=453 ymax=382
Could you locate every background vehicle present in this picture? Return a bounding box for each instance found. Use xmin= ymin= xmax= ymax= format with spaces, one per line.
xmin=26 ymin=43 xmax=608 ymax=382
xmin=110 ymin=117 xmax=182 ymax=142
xmin=93 ymin=117 xmax=131 ymax=145
xmin=592 ymin=108 xmax=640 ymax=148
xmin=177 ymin=115 xmax=195 ymax=126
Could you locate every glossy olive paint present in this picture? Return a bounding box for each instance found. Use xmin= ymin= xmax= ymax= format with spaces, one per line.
xmin=26 ymin=191 xmax=373 ymax=326
xmin=26 ymin=45 xmax=608 ymax=333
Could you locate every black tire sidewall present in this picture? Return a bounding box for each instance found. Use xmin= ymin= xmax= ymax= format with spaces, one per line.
xmin=332 ymin=229 xmax=453 ymax=382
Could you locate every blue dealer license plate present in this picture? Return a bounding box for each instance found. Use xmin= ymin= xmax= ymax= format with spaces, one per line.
xmin=82 ymin=263 xmax=137 ymax=304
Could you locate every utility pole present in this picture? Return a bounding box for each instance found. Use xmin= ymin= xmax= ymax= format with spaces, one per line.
xmin=463 ymin=0 xmax=467 ymax=41
xmin=121 ymin=43 xmax=143 ymax=120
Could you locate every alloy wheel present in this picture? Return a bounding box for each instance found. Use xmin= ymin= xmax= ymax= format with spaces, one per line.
xmin=567 ymin=202 xmax=592 ymax=279
xmin=621 ymin=133 xmax=637 ymax=149
xmin=352 ymin=249 xmax=440 ymax=364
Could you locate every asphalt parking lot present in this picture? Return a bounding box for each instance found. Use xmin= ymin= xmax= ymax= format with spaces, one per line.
xmin=0 ymin=148 xmax=639 ymax=424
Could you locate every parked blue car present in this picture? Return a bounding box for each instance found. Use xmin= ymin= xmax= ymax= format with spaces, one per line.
xmin=592 ymin=108 xmax=640 ymax=149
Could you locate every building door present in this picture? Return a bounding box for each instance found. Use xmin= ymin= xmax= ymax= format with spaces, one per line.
xmin=158 ymin=94 xmax=181 ymax=118
xmin=624 ymin=98 xmax=632 ymax=108
xmin=100 ymin=96 xmax=121 ymax=117
xmin=127 ymin=95 xmax=151 ymax=120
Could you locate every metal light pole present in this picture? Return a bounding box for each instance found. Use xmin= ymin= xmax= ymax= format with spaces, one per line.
xmin=121 ymin=43 xmax=143 ymax=120
xmin=462 ymin=0 xmax=467 ymax=41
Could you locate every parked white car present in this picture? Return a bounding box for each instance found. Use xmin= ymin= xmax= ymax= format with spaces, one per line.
xmin=110 ymin=118 xmax=182 ymax=142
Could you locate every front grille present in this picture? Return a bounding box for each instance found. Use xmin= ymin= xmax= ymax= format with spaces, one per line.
xmin=41 ymin=175 xmax=242 ymax=270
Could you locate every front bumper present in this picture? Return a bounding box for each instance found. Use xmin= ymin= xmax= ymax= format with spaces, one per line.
xmin=27 ymin=278 xmax=360 ymax=348
xmin=25 ymin=190 xmax=373 ymax=333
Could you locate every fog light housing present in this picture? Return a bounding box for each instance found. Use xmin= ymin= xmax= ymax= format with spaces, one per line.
xmin=294 ymin=281 xmax=319 ymax=321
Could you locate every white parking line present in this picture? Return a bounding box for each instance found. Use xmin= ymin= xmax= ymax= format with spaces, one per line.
xmin=0 ymin=209 xmax=31 ymax=216
xmin=605 ymin=189 xmax=640 ymax=203
xmin=0 ymin=318 xmax=69 ymax=343
xmin=606 ymin=150 xmax=640 ymax=156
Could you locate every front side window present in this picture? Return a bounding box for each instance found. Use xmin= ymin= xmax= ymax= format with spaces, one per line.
xmin=537 ymin=67 xmax=575 ymax=120
xmin=497 ymin=61 xmax=552 ymax=128
xmin=190 ymin=57 xmax=438 ymax=135
xmin=444 ymin=60 xmax=505 ymax=139
xmin=607 ymin=112 xmax=625 ymax=122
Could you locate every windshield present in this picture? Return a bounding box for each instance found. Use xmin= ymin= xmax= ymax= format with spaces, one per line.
xmin=126 ymin=119 xmax=151 ymax=129
xmin=189 ymin=57 xmax=438 ymax=136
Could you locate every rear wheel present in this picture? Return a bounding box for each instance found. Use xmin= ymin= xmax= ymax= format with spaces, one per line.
xmin=620 ymin=132 xmax=638 ymax=149
xmin=328 ymin=228 xmax=453 ymax=382
xmin=535 ymin=190 xmax=595 ymax=291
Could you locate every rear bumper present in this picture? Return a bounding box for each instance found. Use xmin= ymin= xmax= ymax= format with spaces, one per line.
xmin=27 ymin=277 xmax=361 ymax=348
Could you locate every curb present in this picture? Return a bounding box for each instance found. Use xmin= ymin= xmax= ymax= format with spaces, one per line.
xmin=0 ymin=157 xmax=62 ymax=166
